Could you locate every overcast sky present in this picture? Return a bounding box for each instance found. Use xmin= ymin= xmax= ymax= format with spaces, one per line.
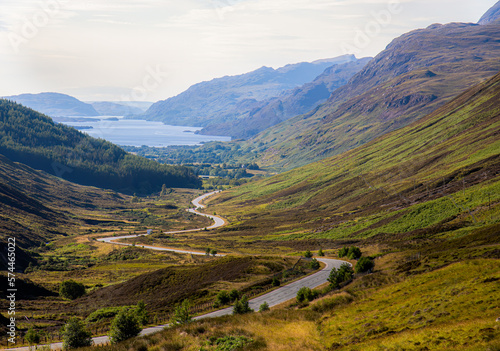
xmin=0 ymin=0 xmax=497 ymax=102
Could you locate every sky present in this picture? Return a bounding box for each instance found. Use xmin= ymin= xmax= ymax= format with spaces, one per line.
xmin=0 ymin=0 xmax=497 ymax=102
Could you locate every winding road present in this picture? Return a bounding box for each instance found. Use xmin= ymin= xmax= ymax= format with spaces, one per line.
xmin=6 ymin=191 xmax=347 ymax=350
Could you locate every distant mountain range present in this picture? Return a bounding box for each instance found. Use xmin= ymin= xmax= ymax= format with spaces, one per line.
xmin=4 ymin=92 xmax=100 ymax=117
xmin=3 ymin=92 xmax=152 ymax=118
xmin=139 ymin=55 xmax=368 ymax=138
xmin=244 ymin=18 xmax=500 ymax=170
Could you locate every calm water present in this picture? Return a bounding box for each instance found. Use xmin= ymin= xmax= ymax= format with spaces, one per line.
xmin=60 ymin=117 xmax=231 ymax=147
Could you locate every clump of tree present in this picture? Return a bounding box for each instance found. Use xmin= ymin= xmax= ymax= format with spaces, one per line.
xmin=328 ymin=263 xmax=354 ymax=289
xmin=310 ymin=258 xmax=320 ymax=270
xmin=296 ymin=287 xmax=317 ymax=303
xmin=0 ymin=100 xmax=201 ymax=194
xmin=233 ymin=295 xmax=252 ymax=315
xmin=338 ymin=246 xmax=362 ymax=260
xmin=170 ymin=300 xmax=192 ymax=326
xmin=62 ymin=317 xmax=92 ymax=349
xmin=214 ymin=289 xmax=240 ymax=308
xmin=109 ymin=309 xmax=142 ymax=343
xmin=59 ymin=280 xmax=86 ymax=300
xmin=355 ymin=257 xmax=375 ymax=273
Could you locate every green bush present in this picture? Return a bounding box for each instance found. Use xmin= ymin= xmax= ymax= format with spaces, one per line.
xmin=233 ymin=295 xmax=252 ymax=315
xmin=59 ymin=280 xmax=86 ymax=300
xmin=310 ymin=258 xmax=320 ymax=270
xmin=259 ymin=302 xmax=270 ymax=312
xmin=25 ymin=328 xmax=41 ymax=347
xmin=109 ymin=309 xmax=142 ymax=343
xmin=347 ymin=247 xmax=362 ymax=260
xmin=318 ymin=249 xmax=325 ymax=257
xmin=355 ymin=257 xmax=375 ymax=273
xmin=328 ymin=263 xmax=354 ymax=289
xmin=62 ymin=317 xmax=92 ymax=349
xmin=229 ymin=289 xmax=240 ymax=302
xmin=135 ymin=300 xmax=149 ymax=326
xmin=338 ymin=247 xmax=349 ymax=257
xmin=296 ymin=287 xmax=317 ymax=303
xmin=272 ymin=277 xmax=281 ymax=287
xmin=304 ymin=250 xmax=313 ymax=258
xmin=215 ymin=290 xmax=231 ymax=307
xmin=170 ymin=300 xmax=192 ymax=326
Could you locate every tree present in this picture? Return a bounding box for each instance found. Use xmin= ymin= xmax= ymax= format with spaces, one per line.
xmin=304 ymin=250 xmax=313 ymax=258
xmin=338 ymin=247 xmax=349 ymax=258
xmin=259 ymin=302 xmax=270 ymax=312
xmin=109 ymin=309 xmax=142 ymax=344
xmin=211 ymin=249 xmax=218 ymax=257
xmin=205 ymin=247 xmax=211 ymax=256
xmin=215 ymin=290 xmax=230 ymax=307
xmin=170 ymin=300 xmax=192 ymax=326
xmin=347 ymin=247 xmax=362 ymax=260
xmin=310 ymin=258 xmax=320 ymax=270
xmin=25 ymin=327 xmax=41 ymax=350
xmin=59 ymin=280 xmax=86 ymax=300
xmin=233 ymin=295 xmax=252 ymax=315
xmin=62 ymin=317 xmax=92 ymax=350
xmin=229 ymin=289 xmax=240 ymax=302
xmin=318 ymin=248 xmax=325 ymax=257
xmin=328 ymin=263 xmax=354 ymax=289
xmin=134 ymin=300 xmax=149 ymax=326
xmin=296 ymin=287 xmax=316 ymax=303
xmin=272 ymin=277 xmax=281 ymax=287
xmin=355 ymin=257 xmax=375 ymax=273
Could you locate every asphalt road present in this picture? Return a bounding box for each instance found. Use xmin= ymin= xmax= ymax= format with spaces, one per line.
xmin=6 ymin=192 xmax=348 ymax=350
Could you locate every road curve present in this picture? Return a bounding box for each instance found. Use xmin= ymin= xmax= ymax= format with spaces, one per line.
xmin=96 ymin=191 xmax=226 ymax=255
xmin=6 ymin=192 xmax=349 ymax=350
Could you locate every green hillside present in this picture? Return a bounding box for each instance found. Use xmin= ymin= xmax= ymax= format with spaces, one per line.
xmin=245 ymin=21 xmax=500 ymax=171
xmin=212 ymin=70 xmax=500 ymax=247
xmin=0 ymin=99 xmax=201 ymax=194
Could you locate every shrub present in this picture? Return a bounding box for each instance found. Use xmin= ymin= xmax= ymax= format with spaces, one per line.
xmin=338 ymin=247 xmax=349 ymax=258
xmin=229 ymin=289 xmax=240 ymax=302
xmin=62 ymin=317 xmax=92 ymax=349
xmin=259 ymin=302 xmax=270 ymax=312
xmin=328 ymin=263 xmax=354 ymax=289
xmin=135 ymin=300 xmax=149 ymax=326
xmin=109 ymin=309 xmax=142 ymax=343
xmin=211 ymin=249 xmax=218 ymax=256
xmin=296 ymin=287 xmax=317 ymax=303
xmin=272 ymin=277 xmax=281 ymax=287
xmin=355 ymin=257 xmax=375 ymax=273
xmin=318 ymin=248 xmax=325 ymax=257
xmin=170 ymin=300 xmax=192 ymax=326
xmin=215 ymin=290 xmax=231 ymax=306
xmin=233 ymin=295 xmax=252 ymax=315
xmin=347 ymin=247 xmax=362 ymax=260
xmin=59 ymin=280 xmax=86 ymax=300
xmin=304 ymin=250 xmax=313 ymax=258
xmin=310 ymin=258 xmax=320 ymax=270
xmin=25 ymin=327 xmax=41 ymax=347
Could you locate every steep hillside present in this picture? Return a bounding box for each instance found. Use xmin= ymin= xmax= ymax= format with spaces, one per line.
xmin=200 ymin=58 xmax=371 ymax=139
xmin=478 ymin=0 xmax=500 ymax=24
xmin=0 ymin=153 xmax=130 ymax=248
xmin=247 ymin=21 xmax=500 ymax=170
xmin=140 ymin=55 xmax=357 ymax=130
xmin=4 ymin=92 xmax=99 ymax=117
xmin=0 ymin=100 xmax=201 ymax=193
xmin=211 ymin=70 xmax=500 ymax=248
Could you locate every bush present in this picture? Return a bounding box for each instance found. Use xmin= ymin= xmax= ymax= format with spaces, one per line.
xmin=272 ymin=277 xmax=281 ymax=287
xmin=347 ymin=247 xmax=362 ymax=260
xmin=25 ymin=327 xmax=41 ymax=347
xmin=109 ymin=309 xmax=142 ymax=343
xmin=328 ymin=263 xmax=354 ymax=289
xmin=215 ymin=290 xmax=231 ymax=306
xmin=296 ymin=287 xmax=317 ymax=303
xmin=229 ymin=289 xmax=240 ymax=302
xmin=338 ymin=247 xmax=349 ymax=258
xmin=355 ymin=257 xmax=375 ymax=273
xmin=59 ymin=280 xmax=86 ymax=300
xmin=233 ymin=295 xmax=252 ymax=315
xmin=170 ymin=300 xmax=192 ymax=326
xmin=304 ymin=250 xmax=313 ymax=258
xmin=259 ymin=302 xmax=270 ymax=312
xmin=135 ymin=300 xmax=149 ymax=326
xmin=318 ymin=249 xmax=325 ymax=257
xmin=62 ymin=317 xmax=92 ymax=349
xmin=310 ymin=258 xmax=320 ymax=270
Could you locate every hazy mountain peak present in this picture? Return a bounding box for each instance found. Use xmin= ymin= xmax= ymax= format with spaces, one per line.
xmin=478 ymin=1 xmax=500 ymax=24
